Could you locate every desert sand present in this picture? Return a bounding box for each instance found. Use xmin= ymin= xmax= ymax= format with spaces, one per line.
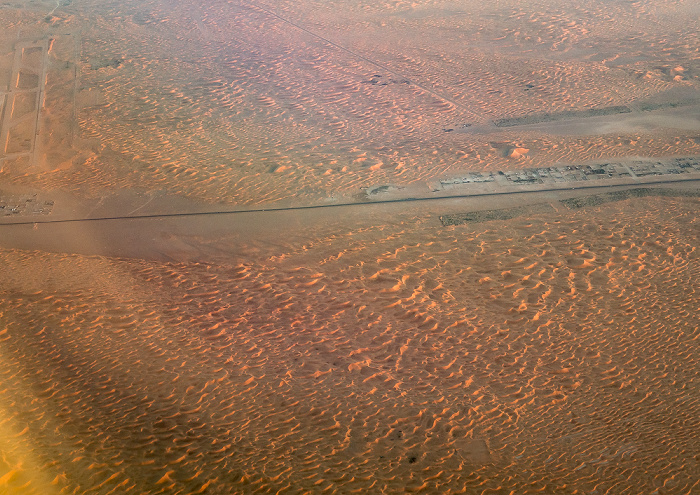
xmin=1 ymin=188 xmax=700 ymax=493
xmin=1 ymin=0 xmax=700 ymax=493
xmin=1 ymin=0 xmax=700 ymax=206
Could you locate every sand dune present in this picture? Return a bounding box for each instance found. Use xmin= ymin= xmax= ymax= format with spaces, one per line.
xmin=1 ymin=0 xmax=700 ymax=205
xmin=1 ymin=194 xmax=699 ymax=493
xmin=1 ymin=0 xmax=700 ymax=493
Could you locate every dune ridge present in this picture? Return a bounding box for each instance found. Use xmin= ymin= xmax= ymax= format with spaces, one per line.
xmin=1 ymin=0 xmax=699 ymax=492
xmin=1 ymin=194 xmax=699 ymax=493
xmin=1 ymin=0 xmax=700 ymax=206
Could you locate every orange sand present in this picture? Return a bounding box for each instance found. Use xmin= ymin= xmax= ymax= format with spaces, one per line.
xmin=1 ymin=193 xmax=699 ymax=493
xmin=1 ymin=0 xmax=700 ymax=493
xmin=1 ymin=0 xmax=700 ymax=206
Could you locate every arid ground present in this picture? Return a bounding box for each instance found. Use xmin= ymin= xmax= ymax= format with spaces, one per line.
xmin=0 ymin=0 xmax=699 ymax=493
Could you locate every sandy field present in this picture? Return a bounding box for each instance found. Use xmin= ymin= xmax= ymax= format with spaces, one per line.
xmin=1 ymin=0 xmax=700 ymax=207
xmin=1 ymin=188 xmax=700 ymax=493
xmin=1 ymin=0 xmax=700 ymax=494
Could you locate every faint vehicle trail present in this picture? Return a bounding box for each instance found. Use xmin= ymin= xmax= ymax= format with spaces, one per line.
xmin=47 ymin=0 xmax=60 ymax=16
xmin=243 ymin=0 xmax=480 ymax=121
xmin=126 ymin=193 xmax=158 ymax=217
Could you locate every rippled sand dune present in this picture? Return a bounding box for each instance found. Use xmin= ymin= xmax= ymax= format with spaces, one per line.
xmin=2 ymin=0 xmax=700 ymax=493
xmin=1 ymin=194 xmax=698 ymax=493
xmin=1 ymin=0 xmax=699 ymax=205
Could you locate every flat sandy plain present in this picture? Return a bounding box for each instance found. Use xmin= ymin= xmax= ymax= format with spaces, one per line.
xmin=1 ymin=0 xmax=700 ymax=493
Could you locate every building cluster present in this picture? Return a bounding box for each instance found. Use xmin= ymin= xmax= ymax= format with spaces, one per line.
xmin=439 ymin=157 xmax=700 ymax=189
